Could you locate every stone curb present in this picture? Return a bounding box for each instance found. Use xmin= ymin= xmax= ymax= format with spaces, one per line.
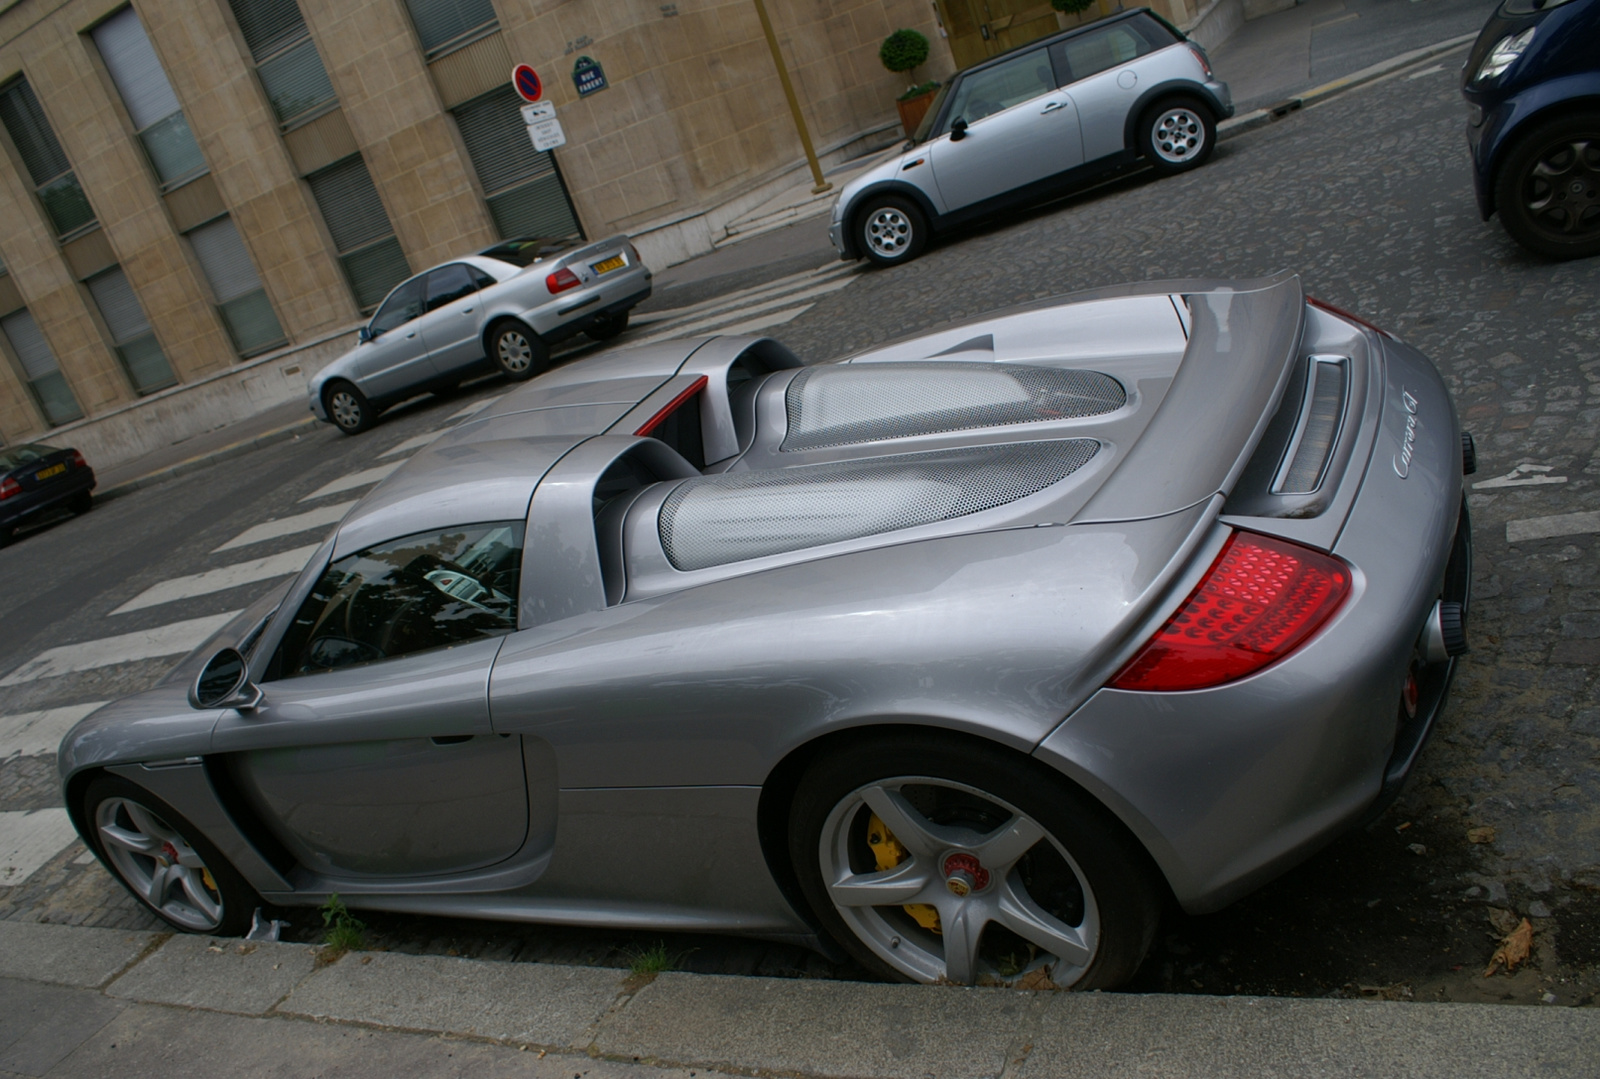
xmin=2 ymin=921 xmax=1597 ymax=1078
xmin=1218 ymin=32 xmax=1479 ymax=142
xmin=92 ymin=415 xmax=321 ymax=505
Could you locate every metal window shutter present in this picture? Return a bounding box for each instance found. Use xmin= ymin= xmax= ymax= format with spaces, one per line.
xmin=257 ymin=39 xmax=336 ymax=123
xmin=92 ymin=9 xmax=182 ymax=131
xmin=453 ymin=86 xmax=556 ymax=196
xmin=405 ymin=0 xmax=497 ymax=52
xmin=1 ymin=309 xmax=60 ymax=379
xmin=188 ymin=217 xmax=264 ymax=303
xmin=306 ymin=156 xmax=396 ymax=253
xmin=86 ymin=267 xmax=153 ymax=345
xmin=227 ymin=0 xmax=311 ymax=62
xmin=0 ymin=80 xmax=71 ymax=186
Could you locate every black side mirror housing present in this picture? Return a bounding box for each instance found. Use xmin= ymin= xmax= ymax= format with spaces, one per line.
xmin=357 ymin=325 xmax=374 ymax=344
xmin=189 ymin=647 xmax=263 ymax=711
xmin=950 ymin=118 xmax=968 ymax=142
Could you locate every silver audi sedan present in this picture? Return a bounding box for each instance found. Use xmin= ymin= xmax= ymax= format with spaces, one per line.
xmin=309 ymin=236 xmax=652 ymax=434
xmin=61 ymin=275 xmax=1470 ymax=990
xmin=831 ymin=8 xmax=1233 ymax=264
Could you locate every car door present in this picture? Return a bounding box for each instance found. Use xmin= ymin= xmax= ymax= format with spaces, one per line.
xmin=354 ymin=276 xmax=430 ymax=399
xmin=926 ymin=46 xmax=1085 ymax=212
xmin=1050 ymin=19 xmax=1165 ymax=161
xmin=211 ymin=522 xmax=533 ymax=880
xmin=416 ymin=263 xmax=494 ymax=375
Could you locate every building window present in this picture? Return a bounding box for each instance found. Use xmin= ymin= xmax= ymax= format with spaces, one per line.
xmin=85 ymin=267 xmax=176 ymax=394
xmin=0 ymin=80 xmax=96 ymax=239
xmin=227 ymin=0 xmax=336 ymax=127
xmin=452 ymin=86 xmax=582 ymax=241
xmin=305 ymin=156 xmax=409 ymax=312
xmin=187 ymin=216 xmax=287 ymax=357
xmin=405 ymin=0 xmax=498 ymax=57
xmin=1 ymin=309 xmax=82 ymax=426
xmin=92 ymin=8 xmax=207 ymax=189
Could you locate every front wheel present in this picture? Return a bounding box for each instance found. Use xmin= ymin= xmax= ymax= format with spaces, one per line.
xmin=489 ymin=320 xmax=547 ymax=381
xmin=789 ymin=734 xmax=1160 ymax=988
xmin=856 ymin=196 xmax=928 ymax=266
xmin=82 ymin=774 xmax=258 ymax=935
xmin=1139 ymin=97 xmax=1215 ymax=175
xmin=324 ymin=380 xmax=376 ymax=436
xmin=586 ymin=309 xmax=630 ymax=341
xmin=1494 ymin=112 xmax=1600 ymax=261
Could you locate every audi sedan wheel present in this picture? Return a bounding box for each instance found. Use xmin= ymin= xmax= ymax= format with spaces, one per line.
xmin=491 ymin=320 xmax=547 ymax=381
xmin=1495 ymin=113 xmax=1600 ymax=261
xmin=1140 ymin=97 xmax=1215 ymax=175
xmin=324 ymin=380 xmax=375 ymax=435
xmin=790 ymin=735 xmax=1159 ymax=988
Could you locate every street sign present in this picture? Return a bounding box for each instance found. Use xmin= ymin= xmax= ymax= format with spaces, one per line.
xmin=520 ymin=101 xmax=555 ymax=124
xmin=572 ymin=56 xmax=608 ymax=96
xmin=512 ymin=64 xmax=542 ymax=102
xmin=528 ymin=117 xmax=566 ymax=151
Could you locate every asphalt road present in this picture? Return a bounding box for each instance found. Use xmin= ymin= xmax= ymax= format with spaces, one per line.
xmin=2 ymin=41 xmax=1598 ymax=1004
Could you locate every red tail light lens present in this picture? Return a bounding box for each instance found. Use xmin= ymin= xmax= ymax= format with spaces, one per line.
xmin=546 ymin=267 xmax=581 ymax=294
xmin=1307 ymin=296 xmax=1394 ymax=340
xmin=1187 ymin=44 xmax=1213 ymax=78
xmin=70 ymin=449 xmax=86 ymax=469
xmin=0 ymin=476 xmax=19 ymax=500
xmin=1109 ymin=531 xmax=1352 ymax=692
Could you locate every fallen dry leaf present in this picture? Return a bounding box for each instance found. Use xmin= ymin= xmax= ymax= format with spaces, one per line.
xmin=1466 ymin=826 xmax=1496 ymax=844
xmin=1014 ymin=968 xmax=1060 ymax=991
xmin=1483 ymin=917 xmax=1533 ymax=977
xmin=1487 ymin=907 xmax=1521 ymax=936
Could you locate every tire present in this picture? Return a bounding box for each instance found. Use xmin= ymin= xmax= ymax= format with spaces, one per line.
xmin=585 ymin=309 xmax=630 ymax=342
xmin=788 ymin=733 xmax=1160 ymax=989
xmin=323 ymin=380 xmax=376 ymax=436
xmin=0 ymin=523 xmax=13 ymax=548
xmin=856 ymin=195 xmax=928 ymax=266
xmin=1139 ymin=96 xmax=1215 ymax=175
xmin=71 ymin=490 xmax=92 ymax=515
xmin=429 ymin=381 xmax=460 ymax=397
xmin=1493 ymin=112 xmax=1600 ymax=261
xmin=488 ymin=320 xmax=548 ymax=381
xmin=82 ymin=774 xmax=258 ymax=935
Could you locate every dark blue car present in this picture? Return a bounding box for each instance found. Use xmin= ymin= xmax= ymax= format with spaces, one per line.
xmin=1461 ymin=0 xmax=1600 ymax=259
xmin=0 ymin=442 xmax=95 ymax=546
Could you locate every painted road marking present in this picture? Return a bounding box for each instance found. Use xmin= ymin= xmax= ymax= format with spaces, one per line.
xmin=112 ymin=544 xmax=319 ymax=615
xmin=0 ymin=809 xmax=81 ymax=886
xmin=633 ymin=279 xmax=854 ymax=345
xmin=378 ymin=431 xmax=440 ymax=459
xmin=1405 ymin=64 xmax=1445 ymax=80
xmin=707 ymin=304 xmax=818 ymax=338
xmin=0 ymin=611 xmax=241 ymax=687
xmin=632 ymin=262 xmax=855 ymax=330
xmin=1474 ymin=463 xmax=1568 ymax=490
xmin=0 ymin=701 xmax=107 ymax=759
xmin=299 ymin=461 xmax=402 ymax=502
xmin=212 ymin=501 xmax=355 ymax=553
xmin=447 ymin=394 xmax=506 ymax=421
xmin=1506 ymin=510 xmax=1600 ymax=544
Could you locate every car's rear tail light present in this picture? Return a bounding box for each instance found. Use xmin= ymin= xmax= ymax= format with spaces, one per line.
xmin=1187 ymin=44 xmax=1213 ymax=78
xmin=70 ymin=449 xmax=86 ymax=469
xmin=1307 ymin=296 xmax=1394 ymax=340
xmin=546 ymin=267 xmax=581 ymax=294
xmin=0 ymin=476 xmax=19 ymax=500
xmin=1109 ymin=531 xmax=1352 ymax=692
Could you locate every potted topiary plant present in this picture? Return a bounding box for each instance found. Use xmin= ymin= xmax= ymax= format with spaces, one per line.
xmin=1051 ymin=0 xmax=1097 ymax=19
xmin=880 ymin=29 xmax=939 ymax=137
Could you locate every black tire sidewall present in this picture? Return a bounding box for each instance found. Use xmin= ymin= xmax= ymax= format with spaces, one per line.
xmin=323 ymin=380 xmax=373 ymax=435
xmin=81 ymin=773 xmax=259 ymax=936
xmin=490 ymin=321 xmax=546 ymax=381
xmin=1494 ymin=113 xmax=1600 ymax=261
xmin=1140 ymin=96 xmax=1215 ymax=175
xmin=856 ymin=196 xmax=928 ymax=266
xmin=787 ymin=733 xmax=1161 ymax=989
xmin=586 ymin=310 xmax=629 ymax=341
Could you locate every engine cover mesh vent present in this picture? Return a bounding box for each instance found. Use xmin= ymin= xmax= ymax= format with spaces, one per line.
xmin=659 ymin=439 xmax=1099 ymax=571
xmin=781 ymin=362 xmax=1124 ymax=451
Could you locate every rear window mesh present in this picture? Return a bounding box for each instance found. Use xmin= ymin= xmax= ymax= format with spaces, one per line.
xmin=658 ymin=440 xmax=1098 ymax=571
xmin=782 ymin=362 xmax=1124 ymax=451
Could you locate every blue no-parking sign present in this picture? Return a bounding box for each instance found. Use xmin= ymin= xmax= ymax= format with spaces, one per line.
xmin=512 ymin=64 xmax=542 ymax=102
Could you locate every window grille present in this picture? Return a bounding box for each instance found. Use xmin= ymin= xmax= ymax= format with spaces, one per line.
xmin=226 ymin=0 xmax=336 ymax=126
xmin=2 ymin=309 xmax=82 ymax=424
xmin=405 ymin=0 xmax=498 ymax=56
xmin=452 ymin=86 xmax=582 ymax=240
xmin=188 ymin=217 xmax=286 ymax=357
xmin=305 ymin=155 xmax=409 ymax=311
xmin=93 ymin=8 xmax=207 ymax=188
xmin=0 ymin=80 xmax=96 ymax=237
xmin=85 ymin=266 xmax=176 ymax=394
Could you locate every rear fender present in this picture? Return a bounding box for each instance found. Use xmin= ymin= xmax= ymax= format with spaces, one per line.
xmin=1122 ymin=80 xmax=1231 ymax=151
xmin=839 ymin=181 xmax=941 ymax=258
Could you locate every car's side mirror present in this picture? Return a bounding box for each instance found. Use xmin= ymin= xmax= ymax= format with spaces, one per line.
xmin=357 ymin=325 xmax=374 ymax=344
xmin=189 ymin=648 xmax=263 ymax=711
xmin=950 ymin=118 xmax=968 ymax=142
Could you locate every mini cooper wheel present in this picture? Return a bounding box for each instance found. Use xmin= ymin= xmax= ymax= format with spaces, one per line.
xmin=585 ymin=309 xmax=630 ymax=341
xmin=857 ymin=196 xmax=928 ymax=266
xmin=1140 ymin=97 xmax=1215 ymax=175
xmin=489 ymin=320 xmax=547 ymax=381
xmin=1494 ymin=112 xmax=1600 ymax=261
xmin=324 ymin=380 xmax=376 ymax=436
xmin=83 ymin=774 xmax=257 ymax=935
xmin=790 ymin=735 xmax=1160 ymax=988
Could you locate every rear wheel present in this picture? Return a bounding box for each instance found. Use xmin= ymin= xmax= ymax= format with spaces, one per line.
xmin=1139 ymin=96 xmax=1215 ymax=175
xmin=324 ymin=380 xmax=376 ymax=436
xmin=71 ymin=490 xmax=92 ymax=515
xmin=1494 ymin=112 xmax=1600 ymax=260
xmin=856 ymin=195 xmax=928 ymax=266
xmin=489 ymin=319 xmax=547 ymax=381
xmin=789 ymin=734 xmax=1160 ymax=988
xmin=586 ymin=309 xmax=630 ymax=341
xmin=82 ymin=774 xmax=257 ymax=935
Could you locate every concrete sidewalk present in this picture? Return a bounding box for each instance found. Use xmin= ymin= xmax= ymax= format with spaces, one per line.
xmin=2 ymin=921 xmax=1595 ymax=1078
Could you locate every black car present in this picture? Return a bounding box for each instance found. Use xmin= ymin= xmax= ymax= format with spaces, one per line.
xmin=0 ymin=443 xmax=96 ymax=546
xmin=1461 ymin=0 xmax=1600 ymax=259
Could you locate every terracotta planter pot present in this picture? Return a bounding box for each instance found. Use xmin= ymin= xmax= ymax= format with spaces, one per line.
xmin=896 ymin=89 xmax=939 ymax=138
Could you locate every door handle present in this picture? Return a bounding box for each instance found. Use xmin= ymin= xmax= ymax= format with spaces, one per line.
xmin=405 ymin=331 xmax=416 ymax=339
xmin=1041 ymin=101 xmax=1067 ymax=114
xmin=462 ymin=307 xmax=474 ymax=314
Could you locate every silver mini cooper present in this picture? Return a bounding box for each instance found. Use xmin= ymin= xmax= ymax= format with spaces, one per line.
xmin=830 ymin=9 xmax=1232 ymax=265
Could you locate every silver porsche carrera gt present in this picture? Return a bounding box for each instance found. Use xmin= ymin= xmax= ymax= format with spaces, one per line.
xmin=60 ymin=273 xmax=1472 ymax=990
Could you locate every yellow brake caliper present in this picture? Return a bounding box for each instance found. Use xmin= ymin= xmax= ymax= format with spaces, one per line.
xmin=866 ymin=813 xmax=941 ymax=934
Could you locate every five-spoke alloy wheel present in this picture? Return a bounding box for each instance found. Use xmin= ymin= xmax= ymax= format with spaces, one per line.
xmin=1495 ymin=112 xmax=1600 ymax=261
xmin=490 ymin=319 xmax=548 ymax=381
xmin=1140 ymin=97 xmax=1215 ymax=175
xmin=324 ymin=379 xmax=376 ymax=435
xmin=790 ymin=736 xmax=1159 ymax=989
xmin=857 ymin=195 xmax=928 ymax=266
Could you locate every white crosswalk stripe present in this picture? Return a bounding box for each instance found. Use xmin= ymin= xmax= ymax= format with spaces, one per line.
xmin=299 ymin=461 xmax=402 ymax=502
xmin=0 ymin=611 xmax=241 ymax=687
xmin=0 ymin=701 xmax=107 ymax=759
xmin=212 ymin=501 xmax=355 ymax=553
xmin=0 ymin=809 xmax=80 ymax=886
xmin=630 ymin=264 xmax=858 ymax=343
xmin=112 ymin=544 xmax=318 ymax=615
xmin=378 ymin=431 xmax=440 ymax=459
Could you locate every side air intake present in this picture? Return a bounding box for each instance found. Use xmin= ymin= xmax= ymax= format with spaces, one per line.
xmin=658 ymin=440 xmax=1099 ymax=571
xmin=781 ymin=363 xmax=1125 ymax=451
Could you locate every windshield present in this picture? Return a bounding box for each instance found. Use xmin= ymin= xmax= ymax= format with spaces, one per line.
xmin=0 ymin=444 xmax=53 ymax=470
xmin=911 ymin=82 xmax=953 ymax=144
xmin=479 ymin=237 xmax=579 ymax=268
